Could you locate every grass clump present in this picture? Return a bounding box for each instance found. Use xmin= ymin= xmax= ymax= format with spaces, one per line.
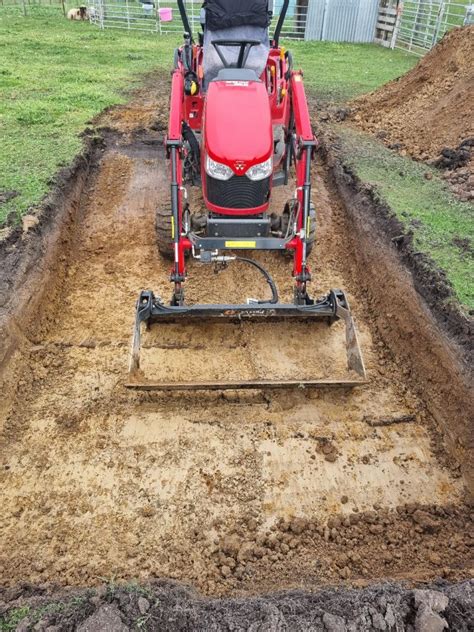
xmin=337 ymin=127 xmax=474 ymax=310
xmin=0 ymin=606 xmax=30 ymax=631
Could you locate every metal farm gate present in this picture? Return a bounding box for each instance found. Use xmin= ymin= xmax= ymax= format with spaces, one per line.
xmin=377 ymin=0 xmax=474 ymax=53
xmin=89 ymin=0 xmax=380 ymax=42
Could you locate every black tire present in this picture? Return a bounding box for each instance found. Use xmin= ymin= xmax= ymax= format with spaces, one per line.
xmin=156 ymin=208 xmax=174 ymax=259
xmin=306 ymin=203 xmax=316 ymax=256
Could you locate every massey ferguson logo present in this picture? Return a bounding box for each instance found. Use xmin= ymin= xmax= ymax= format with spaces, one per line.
xmin=225 ymin=81 xmax=249 ymax=87
xmin=234 ymin=161 xmax=246 ymax=172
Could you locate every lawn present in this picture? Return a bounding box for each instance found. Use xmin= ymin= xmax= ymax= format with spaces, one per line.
xmin=337 ymin=127 xmax=474 ymax=310
xmin=291 ymin=40 xmax=416 ymax=102
xmin=0 ymin=5 xmax=417 ymax=226
xmin=0 ymin=6 xmax=179 ymax=226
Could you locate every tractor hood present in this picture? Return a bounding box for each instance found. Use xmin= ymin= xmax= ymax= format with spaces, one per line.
xmin=204 ymin=78 xmax=272 ymax=175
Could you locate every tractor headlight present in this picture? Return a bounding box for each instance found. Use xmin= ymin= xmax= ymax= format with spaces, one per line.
xmin=205 ymin=155 xmax=233 ymax=181
xmin=246 ymin=157 xmax=273 ymax=181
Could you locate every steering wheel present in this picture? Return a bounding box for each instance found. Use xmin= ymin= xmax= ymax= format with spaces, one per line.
xmin=211 ymin=40 xmax=261 ymax=69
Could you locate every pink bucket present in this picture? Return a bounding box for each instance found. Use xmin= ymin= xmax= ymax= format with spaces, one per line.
xmin=158 ymin=7 xmax=173 ymax=21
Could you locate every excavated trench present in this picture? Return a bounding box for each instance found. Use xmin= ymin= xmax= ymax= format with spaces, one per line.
xmin=0 ymin=80 xmax=472 ymax=597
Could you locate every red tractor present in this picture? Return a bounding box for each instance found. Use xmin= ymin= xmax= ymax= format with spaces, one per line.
xmin=128 ymin=0 xmax=365 ymax=391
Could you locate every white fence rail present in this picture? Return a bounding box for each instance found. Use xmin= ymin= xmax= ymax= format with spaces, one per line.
xmin=89 ymin=0 xmax=161 ymax=32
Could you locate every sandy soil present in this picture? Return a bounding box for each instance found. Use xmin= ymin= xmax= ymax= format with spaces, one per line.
xmin=0 ymin=84 xmax=472 ymax=597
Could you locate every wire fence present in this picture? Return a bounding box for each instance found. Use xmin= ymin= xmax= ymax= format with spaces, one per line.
xmin=87 ymin=0 xmax=160 ymax=32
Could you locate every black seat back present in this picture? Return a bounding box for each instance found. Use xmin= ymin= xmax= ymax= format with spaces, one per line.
xmin=203 ymin=0 xmax=272 ymax=31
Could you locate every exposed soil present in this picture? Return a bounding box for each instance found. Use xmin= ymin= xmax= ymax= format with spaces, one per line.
xmin=350 ymin=26 xmax=474 ymax=201
xmin=0 ymin=77 xmax=473 ymax=609
xmin=1 ymin=580 xmax=473 ymax=631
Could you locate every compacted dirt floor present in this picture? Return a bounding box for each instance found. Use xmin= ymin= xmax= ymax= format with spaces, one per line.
xmin=0 ymin=84 xmax=472 ymax=599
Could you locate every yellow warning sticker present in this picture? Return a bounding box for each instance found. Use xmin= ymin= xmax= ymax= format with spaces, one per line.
xmin=171 ymin=216 xmax=175 ymax=240
xmin=225 ymin=241 xmax=256 ymax=249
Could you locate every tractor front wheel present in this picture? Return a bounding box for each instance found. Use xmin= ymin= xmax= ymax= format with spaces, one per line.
xmin=306 ymin=203 xmax=316 ymax=256
xmin=156 ymin=208 xmax=174 ymax=259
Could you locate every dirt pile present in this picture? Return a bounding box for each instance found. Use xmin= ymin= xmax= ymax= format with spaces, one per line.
xmin=351 ymin=26 xmax=474 ymax=197
xmin=1 ymin=580 xmax=473 ymax=631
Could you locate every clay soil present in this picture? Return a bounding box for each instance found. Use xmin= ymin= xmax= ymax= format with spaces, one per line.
xmin=0 ymin=79 xmax=473 ymax=601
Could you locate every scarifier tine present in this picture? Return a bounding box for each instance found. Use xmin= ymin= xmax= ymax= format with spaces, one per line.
xmin=128 ymin=290 xmax=153 ymax=379
xmin=334 ymin=295 xmax=366 ymax=379
xmin=129 ymin=309 xmax=141 ymax=375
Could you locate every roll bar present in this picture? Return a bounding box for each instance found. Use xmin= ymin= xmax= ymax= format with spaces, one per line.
xmin=273 ymin=0 xmax=290 ymax=46
xmin=177 ymin=0 xmax=193 ymax=42
xmin=175 ymin=0 xmax=290 ymax=48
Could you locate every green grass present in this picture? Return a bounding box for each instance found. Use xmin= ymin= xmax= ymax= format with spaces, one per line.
xmin=0 ymin=606 xmax=30 ymax=631
xmin=337 ymin=127 xmax=474 ymax=310
xmin=0 ymin=595 xmax=93 ymax=631
xmin=0 ymin=6 xmax=417 ymax=225
xmin=0 ymin=6 xmax=179 ymax=225
xmin=291 ymin=40 xmax=416 ymax=102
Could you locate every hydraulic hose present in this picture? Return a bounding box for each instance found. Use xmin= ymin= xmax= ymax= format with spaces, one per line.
xmin=234 ymin=257 xmax=279 ymax=304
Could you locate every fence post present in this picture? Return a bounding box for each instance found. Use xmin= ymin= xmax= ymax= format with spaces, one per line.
xmin=157 ymin=0 xmax=162 ymax=34
xmin=22 ymin=0 xmax=27 ymax=16
xmin=61 ymin=0 xmax=66 ymax=17
xmin=390 ymin=0 xmax=403 ymax=49
xmin=99 ymin=0 xmax=105 ymax=29
xmin=432 ymin=1 xmax=445 ymax=48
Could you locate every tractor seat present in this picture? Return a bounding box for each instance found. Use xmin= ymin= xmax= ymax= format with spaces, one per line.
xmin=203 ymin=25 xmax=270 ymax=86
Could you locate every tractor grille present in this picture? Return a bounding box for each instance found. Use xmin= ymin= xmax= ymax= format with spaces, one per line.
xmin=206 ymin=175 xmax=270 ymax=209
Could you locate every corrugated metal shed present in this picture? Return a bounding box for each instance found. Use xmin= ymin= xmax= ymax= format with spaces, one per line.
xmin=305 ymin=0 xmax=379 ymax=42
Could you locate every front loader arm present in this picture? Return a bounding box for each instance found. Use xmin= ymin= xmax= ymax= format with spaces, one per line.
xmin=289 ymin=72 xmax=317 ymax=302
xmin=166 ymin=69 xmax=187 ymax=303
xmin=290 ymin=72 xmax=314 ymax=142
xmin=168 ymin=69 xmax=185 ymax=141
